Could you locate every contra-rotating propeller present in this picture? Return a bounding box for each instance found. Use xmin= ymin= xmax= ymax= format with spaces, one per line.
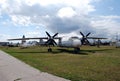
xmin=80 ymin=31 xmax=91 ymax=45
xmin=45 ymin=31 xmax=58 ymax=46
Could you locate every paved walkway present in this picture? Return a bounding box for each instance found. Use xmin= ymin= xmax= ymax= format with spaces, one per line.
xmin=0 ymin=50 xmax=70 ymax=81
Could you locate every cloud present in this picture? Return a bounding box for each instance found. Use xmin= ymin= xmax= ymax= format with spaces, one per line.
xmin=45 ymin=15 xmax=94 ymax=34
xmin=91 ymin=15 xmax=120 ymax=37
xmin=0 ymin=0 xmax=120 ymax=41
xmin=0 ymin=0 xmax=96 ymax=31
xmin=0 ymin=34 xmax=11 ymax=42
xmin=11 ymin=15 xmax=31 ymax=26
xmin=57 ymin=7 xmax=77 ymax=18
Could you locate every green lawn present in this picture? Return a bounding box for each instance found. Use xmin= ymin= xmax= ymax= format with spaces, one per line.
xmin=1 ymin=46 xmax=120 ymax=81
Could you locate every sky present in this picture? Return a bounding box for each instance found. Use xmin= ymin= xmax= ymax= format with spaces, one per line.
xmin=0 ymin=0 xmax=120 ymax=42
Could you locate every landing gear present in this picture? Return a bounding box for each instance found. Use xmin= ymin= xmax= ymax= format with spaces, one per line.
xmin=74 ymin=47 xmax=80 ymax=53
xmin=48 ymin=47 xmax=52 ymax=52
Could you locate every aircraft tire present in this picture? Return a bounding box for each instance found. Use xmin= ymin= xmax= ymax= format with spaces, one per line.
xmin=74 ymin=47 xmax=80 ymax=54
xmin=48 ymin=48 xmax=52 ymax=52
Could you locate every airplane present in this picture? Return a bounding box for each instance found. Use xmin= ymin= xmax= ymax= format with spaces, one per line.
xmin=8 ymin=31 xmax=107 ymax=53
xmin=8 ymin=31 xmax=81 ymax=53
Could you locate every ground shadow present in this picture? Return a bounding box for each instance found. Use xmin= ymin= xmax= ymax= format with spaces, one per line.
xmin=57 ymin=48 xmax=88 ymax=55
xmin=6 ymin=47 xmax=113 ymax=55
xmin=80 ymin=48 xmax=113 ymax=54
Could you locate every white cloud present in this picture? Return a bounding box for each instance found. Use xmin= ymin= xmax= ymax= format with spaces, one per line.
xmin=0 ymin=0 xmax=95 ymax=24
xmin=11 ymin=15 xmax=31 ymax=26
xmin=0 ymin=34 xmax=11 ymax=42
xmin=57 ymin=7 xmax=77 ymax=18
xmin=99 ymin=15 xmax=120 ymax=19
xmin=25 ymin=0 xmax=61 ymax=6
xmin=25 ymin=31 xmax=41 ymax=37
xmin=25 ymin=0 xmax=94 ymax=8
xmin=0 ymin=0 xmax=119 ymax=40
xmin=91 ymin=15 xmax=120 ymax=37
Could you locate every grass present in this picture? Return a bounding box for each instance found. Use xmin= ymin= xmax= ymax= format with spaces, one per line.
xmin=1 ymin=46 xmax=120 ymax=81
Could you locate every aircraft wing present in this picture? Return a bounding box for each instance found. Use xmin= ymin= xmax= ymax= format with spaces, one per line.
xmin=8 ymin=37 xmax=48 ymax=41
xmin=8 ymin=37 xmax=61 ymax=41
xmin=87 ymin=37 xmax=107 ymax=39
xmin=28 ymin=37 xmax=61 ymax=39
xmin=8 ymin=38 xmax=30 ymax=41
xmin=25 ymin=37 xmax=48 ymax=39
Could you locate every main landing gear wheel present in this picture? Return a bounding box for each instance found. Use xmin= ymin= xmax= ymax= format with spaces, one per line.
xmin=48 ymin=48 xmax=52 ymax=52
xmin=74 ymin=47 xmax=80 ymax=53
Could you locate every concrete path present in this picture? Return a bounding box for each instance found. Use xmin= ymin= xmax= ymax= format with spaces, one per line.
xmin=0 ymin=50 xmax=70 ymax=81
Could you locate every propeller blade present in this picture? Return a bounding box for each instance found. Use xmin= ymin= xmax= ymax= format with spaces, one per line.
xmin=80 ymin=32 xmax=85 ymax=37
xmin=45 ymin=39 xmax=56 ymax=46
xmin=86 ymin=32 xmax=91 ymax=37
xmin=52 ymin=39 xmax=57 ymax=45
xmin=86 ymin=39 xmax=90 ymax=44
xmin=53 ymin=33 xmax=58 ymax=38
xmin=81 ymin=38 xmax=90 ymax=45
xmin=45 ymin=39 xmax=50 ymax=44
xmin=46 ymin=31 xmax=51 ymax=38
xmin=81 ymin=39 xmax=84 ymax=44
xmin=45 ymin=32 xmax=58 ymax=46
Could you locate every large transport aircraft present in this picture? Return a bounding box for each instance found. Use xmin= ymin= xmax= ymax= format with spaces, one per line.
xmin=8 ymin=31 xmax=107 ymax=53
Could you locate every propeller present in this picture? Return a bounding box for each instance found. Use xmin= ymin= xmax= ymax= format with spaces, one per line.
xmin=80 ymin=32 xmax=91 ymax=45
xmin=45 ymin=31 xmax=58 ymax=46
